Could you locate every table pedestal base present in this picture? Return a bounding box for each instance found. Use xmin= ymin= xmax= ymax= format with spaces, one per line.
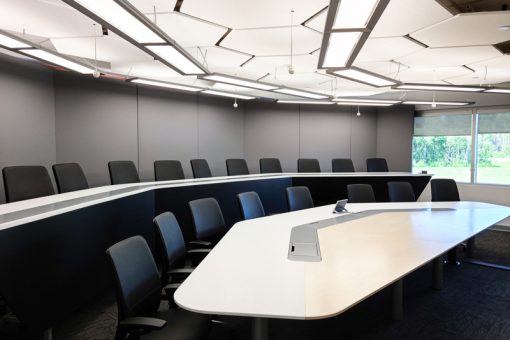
xmin=252 ymin=317 xmax=268 ymax=340
xmin=392 ymin=279 xmax=403 ymax=321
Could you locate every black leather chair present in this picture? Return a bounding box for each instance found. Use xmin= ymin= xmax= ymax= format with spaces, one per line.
xmin=387 ymin=181 xmax=416 ymax=202
xmin=190 ymin=159 xmax=212 ymax=179
xmin=188 ymin=198 xmax=226 ymax=244
xmin=259 ymin=158 xmax=282 ymax=174
xmin=226 ymin=159 xmax=249 ymax=176
xmin=154 ymin=160 xmax=185 ymax=181
xmin=106 ymin=236 xmax=211 ymax=340
xmin=347 ymin=184 xmax=376 ymax=203
xmin=297 ymin=158 xmax=321 ymax=173
xmin=431 ymin=179 xmax=460 ymax=201
xmin=108 ymin=160 xmax=140 ymax=185
xmin=52 ymin=163 xmax=89 ymax=193
xmin=2 ymin=166 xmax=55 ymax=203
xmin=332 ymin=158 xmax=355 ymax=172
xmin=286 ymin=186 xmax=314 ymax=211
xmin=236 ymin=191 xmax=266 ymax=220
xmin=366 ymin=158 xmax=389 ymax=172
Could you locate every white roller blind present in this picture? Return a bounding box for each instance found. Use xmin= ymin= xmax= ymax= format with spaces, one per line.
xmin=414 ymin=113 xmax=472 ymax=136
xmin=478 ymin=111 xmax=510 ymax=134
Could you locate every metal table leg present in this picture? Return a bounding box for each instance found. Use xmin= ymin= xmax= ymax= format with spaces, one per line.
xmin=433 ymin=257 xmax=443 ymax=290
xmin=467 ymin=237 xmax=475 ymax=258
xmin=252 ymin=317 xmax=268 ymax=340
xmin=392 ymin=279 xmax=403 ymax=321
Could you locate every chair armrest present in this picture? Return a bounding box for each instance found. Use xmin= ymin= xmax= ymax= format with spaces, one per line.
xmin=120 ymin=317 xmax=166 ymax=331
xmin=187 ymin=249 xmax=211 ymax=254
xmin=188 ymin=240 xmax=212 ymax=249
xmin=168 ymin=267 xmax=194 ymax=275
xmin=164 ymin=282 xmax=181 ymax=305
xmin=186 ymin=248 xmax=211 ymax=266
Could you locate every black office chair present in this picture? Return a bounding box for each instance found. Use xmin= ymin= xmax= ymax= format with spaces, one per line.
xmin=236 ymin=191 xmax=266 ymax=220
xmin=347 ymin=184 xmax=376 ymax=203
xmin=188 ymin=198 xmax=226 ymax=244
xmin=154 ymin=160 xmax=185 ymax=181
xmin=366 ymin=158 xmax=389 ymax=172
xmin=431 ymin=179 xmax=460 ymax=201
xmin=52 ymin=163 xmax=89 ymax=193
xmin=106 ymin=236 xmax=211 ymax=340
xmin=2 ymin=166 xmax=55 ymax=203
xmin=226 ymin=159 xmax=249 ymax=176
xmin=387 ymin=181 xmax=416 ymax=202
xmin=286 ymin=186 xmax=314 ymax=211
xmin=259 ymin=158 xmax=282 ymax=174
xmin=190 ymin=159 xmax=212 ymax=179
xmin=332 ymin=158 xmax=355 ymax=172
xmin=297 ymin=158 xmax=321 ymax=173
xmin=108 ymin=160 xmax=140 ymax=185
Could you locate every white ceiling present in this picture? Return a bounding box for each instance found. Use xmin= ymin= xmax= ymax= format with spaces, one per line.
xmin=0 ymin=0 xmax=509 ymax=103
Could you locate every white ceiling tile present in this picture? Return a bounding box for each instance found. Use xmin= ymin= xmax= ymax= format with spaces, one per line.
xmin=397 ymin=66 xmax=474 ymax=83
xmin=303 ymin=8 xmax=327 ymax=33
xmin=146 ymin=12 xmax=228 ymax=47
xmin=221 ymin=26 xmax=321 ymax=56
xmin=448 ymin=55 xmax=510 ymax=85
xmin=396 ymin=46 xmax=502 ymax=67
xmin=411 ymin=12 xmax=510 ymax=48
xmin=0 ymin=0 xmax=97 ymax=39
xmin=242 ymin=54 xmax=319 ymax=75
xmin=370 ymin=0 xmax=452 ymax=38
xmin=126 ymin=0 xmax=177 ymax=13
xmin=180 ymin=0 xmax=328 ymax=29
xmin=355 ymin=37 xmax=425 ymax=63
xmin=185 ymin=46 xmax=252 ymax=70
xmin=265 ymin=72 xmax=334 ymax=89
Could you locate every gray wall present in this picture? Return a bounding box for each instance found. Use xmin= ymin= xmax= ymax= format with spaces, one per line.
xmin=0 ymin=56 xmax=56 ymax=203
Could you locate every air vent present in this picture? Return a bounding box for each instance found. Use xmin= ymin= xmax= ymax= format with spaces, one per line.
xmin=436 ymin=0 xmax=509 ymax=14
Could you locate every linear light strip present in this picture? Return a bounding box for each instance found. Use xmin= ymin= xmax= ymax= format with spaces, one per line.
xmin=402 ymin=101 xmax=470 ymax=106
xmin=273 ymin=88 xmax=329 ymax=100
xmin=21 ymin=49 xmax=94 ymax=74
xmin=331 ymin=67 xmax=396 ymax=87
xmin=394 ymin=84 xmax=485 ymax=92
xmin=130 ymin=78 xmax=203 ymax=92
xmin=333 ymin=0 xmax=380 ymax=29
xmin=336 ymin=102 xmax=393 ymax=107
xmin=0 ymin=32 xmax=30 ymax=49
xmin=322 ymin=32 xmax=361 ymax=68
xmin=484 ymin=88 xmax=510 ymax=94
xmin=202 ymin=74 xmax=279 ymax=91
xmin=146 ymin=45 xmax=204 ymax=75
xmin=333 ymin=98 xmax=401 ymax=104
xmin=277 ymin=100 xmax=334 ymax=105
xmin=202 ymin=90 xmax=255 ymax=100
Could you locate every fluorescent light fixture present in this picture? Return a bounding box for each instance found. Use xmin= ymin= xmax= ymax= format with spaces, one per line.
xmin=322 ymin=32 xmax=361 ymax=68
xmin=130 ymin=79 xmax=202 ymax=92
xmin=0 ymin=32 xmax=30 ymax=49
xmin=333 ymin=0 xmax=379 ymax=29
xmin=333 ymin=98 xmax=400 ymax=104
xmin=331 ymin=68 xmax=396 ymax=87
xmin=277 ymin=100 xmax=334 ymax=105
xmin=202 ymin=74 xmax=279 ymax=91
xmin=68 ymin=0 xmax=164 ymax=44
xmin=394 ymin=84 xmax=484 ymax=92
xmin=146 ymin=45 xmax=204 ymax=75
xmin=202 ymin=90 xmax=255 ymax=100
xmin=22 ymin=49 xmax=94 ymax=74
xmin=274 ymin=88 xmax=329 ymax=100
xmin=336 ymin=102 xmax=392 ymax=107
xmin=402 ymin=101 xmax=470 ymax=106
xmin=484 ymin=88 xmax=510 ymax=94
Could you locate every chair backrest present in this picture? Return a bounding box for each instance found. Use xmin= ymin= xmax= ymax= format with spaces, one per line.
xmin=347 ymin=184 xmax=376 ymax=203
xmin=297 ymin=159 xmax=321 ymax=173
xmin=190 ymin=159 xmax=212 ymax=178
xmin=431 ymin=179 xmax=460 ymax=202
xmin=106 ymin=236 xmax=161 ymax=320
xmin=153 ymin=212 xmax=187 ymax=286
xmin=52 ymin=163 xmax=89 ymax=193
xmin=188 ymin=198 xmax=226 ymax=241
xmin=237 ymin=191 xmax=265 ymax=220
xmin=387 ymin=181 xmax=416 ymax=202
xmin=332 ymin=158 xmax=355 ymax=172
xmin=366 ymin=158 xmax=389 ymax=172
xmin=108 ymin=161 xmax=140 ymax=185
xmin=2 ymin=166 xmax=55 ymax=203
xmin=226 ymin=159 xmax=249 ymax=176
xmin=259 ymin=158 xmax=282 ymax=174
xmin=286 ymin=186 xmax=314 ymax=211
xmin=154 ymin=160 xmax=185 ymax=181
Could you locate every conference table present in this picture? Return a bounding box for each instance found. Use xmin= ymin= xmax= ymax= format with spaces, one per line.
xmin=175 ymin=201 xmax=510 ymax=340
xmin=0 ymin=172 xmax=433 ymax=336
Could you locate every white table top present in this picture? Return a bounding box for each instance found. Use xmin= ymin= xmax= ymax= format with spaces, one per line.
xmin=174 ymin=201 xmax=510 ymax=320
xmin=0 ymin=172 xmax=429 ymax=231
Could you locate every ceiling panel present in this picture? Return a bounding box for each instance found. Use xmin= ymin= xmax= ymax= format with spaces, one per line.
xmin=396 ymin=46 xmax=502 ymax=67
xmin=355 ymin=37 xmax=425 ymax=63
xmin=221 ymin=26 xmax=321 ymax=56
xmin=127 ymin=0 xmax=177 ymax=13
xmin=397 ymin=66 xmax=474 ymax=83
xmin=410 ymin=12 xmax=510 ymax=48
xmin=370 ymin=0 xmax=452 ymax=38
xmin=448 ymin=55 xmax=510 ymax=85
xmin=265 ymin=71 xmax=334 ymax=89
xmin=242 ymin=54 xmax=319 ymax=75
xmin=353 ymin=61 xmax=409 ymax=78
xmin=303 ymin=8 xmax=327 ymax=33
xmin=146 ymin=12 xmax=228 ymax=47
xmin=0 ymin=0 xmax=96 ymax=40
xmin=110 ymin=60 xmax=181 ymax=80
xmin=185 ymin=46 xmax=252 ymax=70
xmin=180 ymin=0 xmax=328 ymax=29
xmin=51 ymin=33 xmax=153 ymax=64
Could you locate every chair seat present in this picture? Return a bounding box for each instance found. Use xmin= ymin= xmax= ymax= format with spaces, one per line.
xmin=140 ymin=308 xmax=210 ymax=340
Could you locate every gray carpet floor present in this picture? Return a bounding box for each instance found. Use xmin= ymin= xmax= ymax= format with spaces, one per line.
xmin=5 ymin=229 xmax=510 ymax=340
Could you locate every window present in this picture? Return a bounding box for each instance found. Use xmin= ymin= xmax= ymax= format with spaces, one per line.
xmin=412 ymin=112 xmax=472 ymax=182
xmin=412 ymin=107 xmax=510 ymax=185
xmin=476 ymin=110 xmax=510 ymax=185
